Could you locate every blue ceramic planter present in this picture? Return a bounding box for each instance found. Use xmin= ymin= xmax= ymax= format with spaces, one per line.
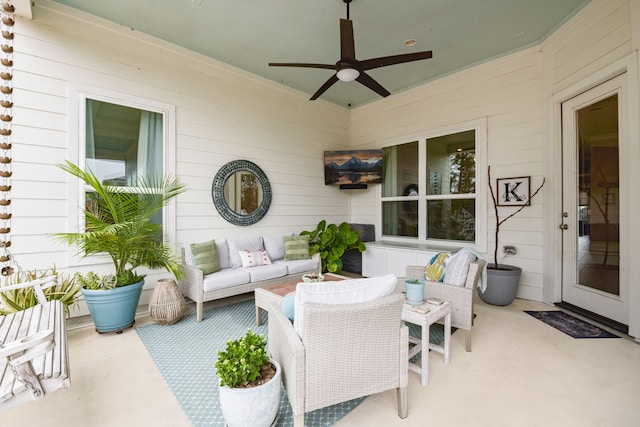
xmin=405 ymin=279 xmax=425 ymax=305
xmin=81 ymin=280 xmax=144 ymax=333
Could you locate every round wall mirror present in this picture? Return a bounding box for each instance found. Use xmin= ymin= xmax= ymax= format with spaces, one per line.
xmin=211 ymin=160 xmax=272 ymax=226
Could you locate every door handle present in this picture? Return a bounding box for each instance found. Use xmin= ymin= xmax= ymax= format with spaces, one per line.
xmin=560 ymin=224 xmax=568 ymax=230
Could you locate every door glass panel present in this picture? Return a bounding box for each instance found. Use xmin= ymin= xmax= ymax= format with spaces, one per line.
xmin=576 ymin=94 xmax=619 ymax=295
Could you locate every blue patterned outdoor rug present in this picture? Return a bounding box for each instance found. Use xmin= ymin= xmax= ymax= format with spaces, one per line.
xmin=136 ymin=299 xmax=365 ymax=426
xmin=524 ymin=310 xmax=619 ymax=339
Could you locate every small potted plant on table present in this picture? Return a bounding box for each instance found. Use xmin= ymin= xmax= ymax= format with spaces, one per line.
xmin=215 ymin=329 xmax=281 ymax=427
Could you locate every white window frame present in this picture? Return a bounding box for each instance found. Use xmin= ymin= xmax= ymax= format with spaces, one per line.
xmin=377 ymin=118 xmax=487 ymax=252
xmin=67 ymin=84 xmax=177 ymax=267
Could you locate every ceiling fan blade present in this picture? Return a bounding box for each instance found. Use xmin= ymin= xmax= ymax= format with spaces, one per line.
xmin=359 ymin=51 xmax=433 ymax=71
xmin=269 ymin=62 xmax=336 ymax=70
xmin=310 ymin=74 xmax=339 ymax=100
xmin=356 ymin=71 xmax=390 ymax=98
xmin=339 ymin=19 xmax=356 ymax=62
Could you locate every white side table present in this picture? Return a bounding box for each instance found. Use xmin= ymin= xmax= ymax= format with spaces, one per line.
xmin=401 ymin=300 xmax=451 ymax=386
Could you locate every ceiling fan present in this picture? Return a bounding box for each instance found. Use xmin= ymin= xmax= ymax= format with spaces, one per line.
xmin=269 ymin=0 xmax=433 ymax=101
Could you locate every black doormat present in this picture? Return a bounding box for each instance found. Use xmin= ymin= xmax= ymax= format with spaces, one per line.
xmin=524 ymin=310 xmax=619 ymax=339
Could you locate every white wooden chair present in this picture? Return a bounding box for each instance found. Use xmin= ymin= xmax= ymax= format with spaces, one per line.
xmin=0 ymin=276 xmax=70 ymax=412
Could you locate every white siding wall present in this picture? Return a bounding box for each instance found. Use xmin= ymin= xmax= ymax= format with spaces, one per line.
xmin=349 ymin=0 xmax=637 ymax=309
xmin=350 ymin=48 xmax=546 ymax=301
xmin=6 ymin=0 xmax=639 ymax=332
xmin=9 ymin=4 xmax=350 ymax=281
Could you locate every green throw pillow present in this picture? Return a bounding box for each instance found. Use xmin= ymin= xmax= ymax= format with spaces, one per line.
xmin=190 ymin=240 xmax=220 ymax=275
xmin=283 ymin=235 xmax=310 ymax=261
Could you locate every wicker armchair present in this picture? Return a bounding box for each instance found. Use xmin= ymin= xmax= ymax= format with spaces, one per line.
xmin=267 ymin=293 xmax=408 ymax=427
xmin=404 ymin=259 xmax=486 ymax=352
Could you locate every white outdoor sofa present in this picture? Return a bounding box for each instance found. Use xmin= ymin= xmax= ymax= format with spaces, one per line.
xmin=177 ymin=234 xmax=320 ymax=322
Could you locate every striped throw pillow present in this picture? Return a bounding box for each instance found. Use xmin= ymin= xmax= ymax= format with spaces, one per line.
xmin=283 ymin=235 xmax=311 ymax=260
xmin=190 ymin=240 xmax=220 ymax=275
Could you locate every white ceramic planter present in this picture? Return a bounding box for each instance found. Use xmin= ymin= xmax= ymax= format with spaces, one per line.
xmin=218 ymin=359 xmax=281 ymax=427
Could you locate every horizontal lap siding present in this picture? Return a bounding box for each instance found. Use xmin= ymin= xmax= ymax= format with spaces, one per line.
xmin=351 ymin=45 xmax=545 ymax=298
xmin=549 ymin=0 xmax=631 ymax=94
xmin=350 ymin=0 xmax=633 ymax=302
xmin=10 ymin=3 xmax=351 ymax=273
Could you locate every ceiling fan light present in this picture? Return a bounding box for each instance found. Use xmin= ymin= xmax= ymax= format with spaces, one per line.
xmin=337 ymin=68 xmax=360 ymax=82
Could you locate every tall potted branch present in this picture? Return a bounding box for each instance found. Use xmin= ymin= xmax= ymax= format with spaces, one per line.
xmin=481 ymin=166 xmax=545 ymax=305
xmin=54 ymin=161 xmax=187 ymax=333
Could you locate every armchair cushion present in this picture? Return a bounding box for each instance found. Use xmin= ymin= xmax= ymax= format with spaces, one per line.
xmin=425 ymin=252 xmax=448 ymax=282
xmin=444 ymin=252 xmax=476 ymax=286
xmin=293 ymin=274 xmax=397 ymax=337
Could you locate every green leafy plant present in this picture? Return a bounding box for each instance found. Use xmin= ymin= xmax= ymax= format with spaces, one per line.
xmin=54 ymin=161 xmax=187 ymax=287
xmin=215 ymin=329 xmax=269 ymax=388
xmin=0 ymin=266 xmax=82 ymax=317
xmin=405 ymin=278 xmax=422 ymax=284
xmin=300 ymin=220 xmax=366 ymax=273
xmin=74 ymin=271 xmax=118 ymax=291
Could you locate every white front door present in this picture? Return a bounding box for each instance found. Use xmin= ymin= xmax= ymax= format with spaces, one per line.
xmin=560 ymin=74 xmax=628 ymax=325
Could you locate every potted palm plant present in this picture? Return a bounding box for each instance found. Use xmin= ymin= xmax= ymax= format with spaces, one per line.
xmin=215 ymin=329 xmax=281 ymax=427
xmin=54 ymin=161 xmax=186 ymax=333
xmin=482 ymin=166 xmax=545 ymax=305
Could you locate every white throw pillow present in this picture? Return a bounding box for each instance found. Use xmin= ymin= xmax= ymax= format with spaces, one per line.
xmin=238 ymin=249 xmax=272 ymax=268
xmin=293 ymin=274 xmax=397 ymax=338
xmin=444 ymin=252 xmax=476 ymax=286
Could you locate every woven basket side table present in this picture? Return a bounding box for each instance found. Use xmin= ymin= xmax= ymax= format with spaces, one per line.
xmin=149 ymin=279 xmax=186 ymax=325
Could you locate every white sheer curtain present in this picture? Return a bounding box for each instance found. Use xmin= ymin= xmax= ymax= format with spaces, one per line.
xmin=382 ymin=147 xmax=398 ymax=234
xmin=137 ymin=111 xmax=163 ymax=179
xmin=85 ymin=99 xmax=95 ymax=169
xmin=382 ymin=146 xmax=397 ymax=197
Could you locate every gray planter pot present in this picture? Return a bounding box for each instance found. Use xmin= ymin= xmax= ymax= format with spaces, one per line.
xmin=478 ymin=264 xmax=522 ymax=306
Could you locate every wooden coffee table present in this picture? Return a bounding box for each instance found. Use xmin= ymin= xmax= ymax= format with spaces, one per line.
xmin=254 ymin=273 xmax=347 ymax=325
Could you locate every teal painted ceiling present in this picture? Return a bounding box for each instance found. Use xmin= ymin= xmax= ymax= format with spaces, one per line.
xmin=50 ymin=0 xmax=591 ymax=107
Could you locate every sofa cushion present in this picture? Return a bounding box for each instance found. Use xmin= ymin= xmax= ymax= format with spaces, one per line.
xmin=293 ymin=274 xmax=397 ymax=338
xmin=202 ymin=268 xmax=251 ymax=293
xmin=281 ymin=258 xmax=319 ymax=275
xmin=283 ymin=235 xmax=310 ymax=261
xmin=444 ymin=252 xmax=476 ymax=286
xmin=190 ymin=240 xmax=220 ymax=275
xmin=263 ymin=233 xmax=293 ymax=261
xmin=238 ymin=249 xmax=272 ymax=268
xmin=216 ymin=239 xmax=231 ymax=269
xmin=227 ymin=237 xmax=264 ymax=268
xmin=244 ymin=263 xmax=288 ymax=282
